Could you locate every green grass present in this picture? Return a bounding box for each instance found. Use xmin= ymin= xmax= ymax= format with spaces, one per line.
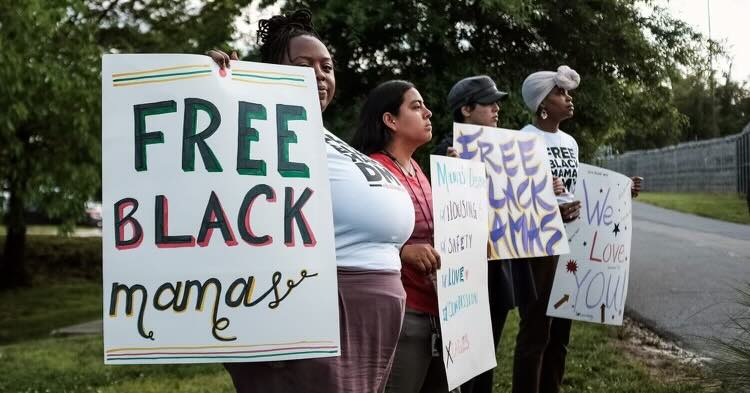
xmin=0 ymin=280 xmax=102 ymax=345
xmin=637 ymin=192 xmax=750 ymax=225
xmin=0 ymin=280 xmax=235 ymax=393
xmin=0 ymin=314 xmax=713 ymax=393
xmin=492 ymin=312 xmax=710 ymax=393
xmin=0 ymin=280 xmax=715 ymax=392
xmin=706 ymin=283 xmax=750 ymax=391
xmin=0 ymin=230 xmax=719 ymax=392
xmin=0 ymin=336 xmax=233 ymax=393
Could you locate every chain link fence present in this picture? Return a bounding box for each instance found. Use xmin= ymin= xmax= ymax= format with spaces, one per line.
xmin=601 ymin=123 xmax=750 ymax=193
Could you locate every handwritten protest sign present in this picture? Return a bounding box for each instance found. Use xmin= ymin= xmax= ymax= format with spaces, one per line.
xmin=101 ymin=54 xmax=339 ymax=364
xmin=546 ymin=164 xmax=632 ymax=325
xmin=431 ymin=156 xmax=495 ymax=390
xmin=454 ymin=123 xmax=569 ymax=260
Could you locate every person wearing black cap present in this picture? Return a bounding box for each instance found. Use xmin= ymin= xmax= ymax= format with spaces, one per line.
xmin=432 ymin=75 xmax=507 ymax=156
xmin=438 ymin=76 xmax=539 ymax=393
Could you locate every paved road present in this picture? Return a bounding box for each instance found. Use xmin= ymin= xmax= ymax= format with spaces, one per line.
xmin=628 ymin=201 xmax=750 ymax=355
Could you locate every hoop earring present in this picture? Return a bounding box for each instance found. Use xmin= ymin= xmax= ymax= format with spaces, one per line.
xmin=541 ymin=108 xmax=548 ymax=120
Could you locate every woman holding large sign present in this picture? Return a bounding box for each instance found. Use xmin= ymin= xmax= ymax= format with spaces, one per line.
xmin=514 ymin=66 xmax=642 ymax=393
xmin=350 ymin=81 xmax=450 ymax=393
xmin=513 ymin=66 xmax=583 ymax=393
xmin=212 ymin=10 xmax=415 ymax=393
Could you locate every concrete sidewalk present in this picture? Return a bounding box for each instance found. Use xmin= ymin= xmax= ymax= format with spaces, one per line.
xmin=51 ymin=320 xmax=102 ymax=337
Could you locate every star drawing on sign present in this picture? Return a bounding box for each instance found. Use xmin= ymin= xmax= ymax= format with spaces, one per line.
xmin=566 ymin=259 xmax=578 ymax=274
xmin=613 ymin=223 xmax=620 ymax=236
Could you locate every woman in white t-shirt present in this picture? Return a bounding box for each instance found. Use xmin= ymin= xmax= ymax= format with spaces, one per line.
xmin=210 ymin=9 xmax=414 ymax=393
xmin=514 ymin=67 xmax=641 ymax=393
xmin=513 ymin=66 xmax=583 ymax=393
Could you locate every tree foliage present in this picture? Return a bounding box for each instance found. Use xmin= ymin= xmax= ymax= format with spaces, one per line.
xmin=90 ymin=0 xmax=252 ymax=53
xmin=2 ymin=0 xmax=746 ymax=288
xmin=0 ymin=1 xmax=101 ymax=287
xmin=0 ymin=0 xmax=251 ymax=288
xmin=672 ymin=71 xmax=750 ymax=142
xmin=265 ymin=0 xmax=706 ymax=161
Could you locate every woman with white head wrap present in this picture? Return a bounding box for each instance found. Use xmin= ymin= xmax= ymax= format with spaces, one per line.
xmin=512 ymin=67 xmax=641 ymax=393
xmin=521 ymin=65 xmax=581 ymax=203
xmin=512 ymin=66 xmax=582 ymax=393
xmin=521 ymin=65 xmax=581 ymax=117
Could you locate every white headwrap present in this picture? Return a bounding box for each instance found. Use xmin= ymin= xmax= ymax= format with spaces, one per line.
xmin=521 ymin=65 xmax=580 ymax=113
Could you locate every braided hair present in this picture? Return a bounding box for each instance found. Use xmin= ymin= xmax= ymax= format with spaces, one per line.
xmin=257 ymin=9 xmax=321 ymax=65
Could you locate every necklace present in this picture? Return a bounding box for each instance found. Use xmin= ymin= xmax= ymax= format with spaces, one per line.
xmin=383 ymin=150 xmax=415 ymax=177
xmin=397 ymin=160 xmax=416 ymax=177
xmin=380 ymin=150 xmax=434 ymax=238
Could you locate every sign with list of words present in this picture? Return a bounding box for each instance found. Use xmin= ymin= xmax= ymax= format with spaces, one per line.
xmin=431 ymin=155 xmax=495 ymax=390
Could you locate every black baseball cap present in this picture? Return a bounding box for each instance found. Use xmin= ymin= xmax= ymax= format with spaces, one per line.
xmin=447 ymin=75 xmax=508 ymax=112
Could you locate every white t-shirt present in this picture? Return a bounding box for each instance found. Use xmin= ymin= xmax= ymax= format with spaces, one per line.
xmin=323 ymin=131 xmax=415 ymax=271
xmin=520 ymin=124 xmax=579 ymax=203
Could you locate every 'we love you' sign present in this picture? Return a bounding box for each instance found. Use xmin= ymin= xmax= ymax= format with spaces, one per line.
xmin=546 ymin=164 xmax=632 ymax=325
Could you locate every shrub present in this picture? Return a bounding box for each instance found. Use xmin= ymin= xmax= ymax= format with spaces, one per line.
xmin=0 ymin=236 xmax=102 ymax=283
xmin=709 ymin=283 xmax=750 ymax=391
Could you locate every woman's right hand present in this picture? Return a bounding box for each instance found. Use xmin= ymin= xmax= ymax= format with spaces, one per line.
xmin=207 ymin=49 xmax=239 ymax=69
xmin=552 ymin=176 xmax=565 ymax=196
xmin=400 ymin=244 xmax=441 ymax=274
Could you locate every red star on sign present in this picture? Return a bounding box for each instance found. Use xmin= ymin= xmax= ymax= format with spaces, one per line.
xmin=566 ymin=259 xmax=578 ymax=274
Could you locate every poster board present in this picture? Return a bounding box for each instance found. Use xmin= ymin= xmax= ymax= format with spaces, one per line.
xmin=453 ymin=123 xmax=569 ymax=259
xmin=546 ymin=163 xmax=632 ymax=325
xmin=102 ymin=54 xmax=339 ymax=364
xmin=431 ymin=155 xmax=495 ymax=390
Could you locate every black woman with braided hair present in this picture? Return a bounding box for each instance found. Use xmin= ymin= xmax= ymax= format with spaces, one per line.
xmin=209 ymin=9 xmax=415 ymax=393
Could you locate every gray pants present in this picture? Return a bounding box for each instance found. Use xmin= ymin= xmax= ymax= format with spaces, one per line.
xmin=385 ymin=309 xmax=451 ymax=393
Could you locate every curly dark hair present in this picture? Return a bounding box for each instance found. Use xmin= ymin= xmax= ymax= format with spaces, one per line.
xmin=256 ymin=9 xmax=321 ymax=64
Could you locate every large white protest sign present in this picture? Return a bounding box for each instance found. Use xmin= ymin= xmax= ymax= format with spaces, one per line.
xmin=453 ymin=123 xmax=569 ymax=260
xmin=102 ymin=54 xmax=339 ymax=364
xmin=431 ymin=156 xmax=495 ymax=390
xmin=546 ymin=164 xmax=632 ymax=325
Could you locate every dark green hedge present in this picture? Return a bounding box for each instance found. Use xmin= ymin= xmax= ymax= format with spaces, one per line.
xmin=0 ymin=236 xmax=102 ymax=282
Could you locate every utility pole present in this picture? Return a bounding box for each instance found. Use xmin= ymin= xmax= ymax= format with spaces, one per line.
xmin=707 ymin=0 xmax=718 ymax=137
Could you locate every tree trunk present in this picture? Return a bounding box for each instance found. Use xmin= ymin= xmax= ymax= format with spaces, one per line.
xmin=0 ymin=185 xmax=29 ymax=289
